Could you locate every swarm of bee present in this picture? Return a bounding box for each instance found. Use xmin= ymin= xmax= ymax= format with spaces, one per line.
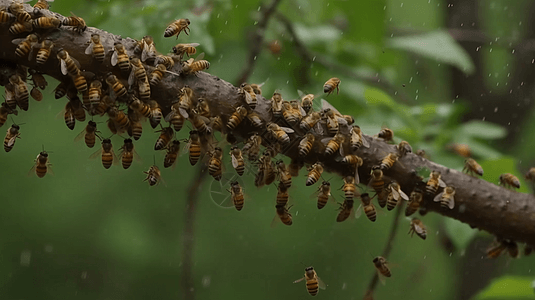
xmin=1 ymin=1 xmax=534 ymax=296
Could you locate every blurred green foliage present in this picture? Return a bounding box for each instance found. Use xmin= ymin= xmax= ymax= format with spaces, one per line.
xmin=0 ymin=0 xmax=534 ymax=299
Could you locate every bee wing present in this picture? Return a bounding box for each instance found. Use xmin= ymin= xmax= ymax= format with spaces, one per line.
xmin=313 ymin=122 xmax=324 ymax=135
xmin=89 ymin=148 xmax=103 ymax=159
xmin=354 ymin=166 xmax=360 ymax=185
xmin=188 ymin=43 xmax=201 ymax=47
xmin=110 ymin=50 xmax=118 ymax=66
xmin=299 ymin=106 xmax=306 ymax=117
xmin=337 ymin=117 xmax=348 ymax=126
xmin=6 ymin=136 xmax=17 ymax=147
xmin=46 ymin=163 xmax=54 ymax=176
xmin=128 ymin=68 xmax=136 ymax=86
xmin=60 ymin=59 xmax=68 ymax=75
xmin=297 ymin=89 xmax=306 ymax=98
xmin=447 ymin=196 xmax=455 ymax=209
xmin=196 ymin=52 xmax=205 ymax=61
xmin=293 ymin=277 xmax=306 ymax=284
xmin=321 ymin=99 xmax=342 ymax=115
xmin=231 ymin=154 xmax=239 ymax=169
xmin=377 ymin=271 xmax=387 ymax=285
xmin=178 ymin=107 xmax=189 ymax=119
xmin=361 ymin=135 xmax=371 ymax=148
xmin=11 ymin=38 xmax=26 ymax=45
xmin=280 ymin=126 xmax=294 ymax=134
xmin=438 ymin=178 xmax=447 ymax=187
xmin=111 ymin=150 xmax=120 ymax=166
xmin=355 ymin=203 xmax=363 ymax=219
xmin=317 ymin=276 xmax=327 ymax=290
xmin=270 ymin=213 xmax=281 ymax=228
xmin=164 ymin=110 xmax=175 ymax=122
xmin=84 ymin=42 xmax=93 ymax=55
xmin=399 ymin=189 xmax=409 ymax=201
xmin=320 ymin=137 xmax=331 ymax=145
xmin=433 ymin=192 xmax=444 ymax=203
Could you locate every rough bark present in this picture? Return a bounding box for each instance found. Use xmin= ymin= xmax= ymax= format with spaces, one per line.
xmin=1 ymin=0 xmax=534 ymax=246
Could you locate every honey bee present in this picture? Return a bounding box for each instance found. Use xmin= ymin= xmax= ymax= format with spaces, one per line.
xmin=111 ymin=42 xmax=130 ymax=73
xmin=9 ymin=21 xmax=32 ymax=35
xmin=499 ymin=173 xmax=520 ymax=190
xmin=62 ymin=12 xmax=86 ymax=33
xmin=272 ymin=204 xmax=293 ymax=226
xmin=306 ymin=162 xmax=323 ymax=186
xmin=87 ymin=80 xmax=102 ymax=107
xmin=91 ymin=95 xmax=111 ymax=116
xmin=163 ymin=140 xmax=181 ymax=168
xmin=276 ymin=160 xmax=292 ymax=189
xmin=242 ymin=133 xmax=261 ymax=162
xmin=299 ymin=111 xmax=322 ymax=132
xmin=267 ymin=123 xmax=294 ymax=145
xmin=288 ymin=159 xmax=304 ymax=177
xmin=372 ymin=256 xmax=391 ymax=278
xmin=149 ymin=100 xmax=163 ymax=128
xmin=164 ymin=104 xmax=185 ymax=132
xmin=182 ymin=53 xmax=210 ymax=75
xmin=257 ymin=150 xmax=276 ymax=187
xmin=138 ymin=35 xmax=156 ymax=62
xmin=28 ymin=69 xmax=47 ymax=90
xmin=72 ymin=72 xmax=87 ymax=93
xmin=297 ymin=133 xmax=315 ymax=158
xmin=189 ymin=110 xmax=211 ymax=135
xmin=0 ymin=10 xmax=16 ymax=24
xmin=276 ymin=181 xmax=289 ymax=206
xmin=119 ymin=138 xmax=141 ymax=169
xmin=33 ymin=16 xmax=60 ymax=29
xmin=349 ymin=125 xmax=370 ymax=151
xmin=193 ymin=98 xmax=210 ymax=119
xmin=143 ymin=165 xmax=162 ymax=186
xmin=128 ymin=97 xmax=151 ymax=118
xmin=149 ymin=64 xmax=166 ymax=86
xmin=61 ymin=101 xmax=76 ymax=130
xmin=293 ymin=267 xmax=326 ymax=296
xmin=172 ymin=43 xmax=200 ymax=60
xmin=0 ymin=103 xmax=17 ymax=128
xmin=30 ymin=150 xmax=52 ymax=178
xmin=230 ymin=146 xmax=245 ymax=176
xmin=35 ymin=40 xmax=57 ymax=63
xmin=323 ymin=77 xmax=341 ymax=96
xmin=12 ymin=33 xmax=38 ymax=59
xmin=246 ymin=112 xmax=263 ymax=128
xmin=337 ymin=198 xmax=355 ymax=222
xmin=525 ymin=167 xmax=535 ymax=183
xmin=33 ymin=0 xmax=54 ymax=10
xmin=54 ymin=82 xmax=67 ymax=99
xmin=405 ymin=183 xmax=424 ymax=216
xmin=239 ymin=83 xmax=257 ymax=110
xmin=29 ymin=86 xmax=41 ymax=101
xmin=154 ymin=126 xmax=174 ymax=151
xmin=9 ymin=75 xmax=29 ymax=111
xmin=271 ymin=92 xmax=283 ymax=119
xmin=341 ymin=176 xmax=358 ymax=202
xmin=315 ymin=181 xmax=333 ymax=209
xmin=69 ymin=97 xmax=86 ymax=122
xmin=164 ymin=18 xmax=191 ymax=38
xmin=462 ymin=158 xmax=483 ymax=177
xmin=386 ymin=181 xmax=409 ymax=211
xmin=74 ymin=120 xmax=99 ymax=148
xmin=300 ymin=93 xmax=314 ymax=114
xmin=90 ymin=138 xmax=118 ymax=169
xmin=281 ymin=101 xmax=301 ymax=125
xmin=154 ymin=55 xmax=174 ymax=70
xmin=9 ymin=2 xmax=31 ymax=23
xmin=186 ymin=130 xmax=201 ymax=166
xmin=137 ymin=80 xmax=151 ymax=102
xmin=208 ymin=147 xmax=223 ymax=181
xmin=177 ymin=85 xmax=194 ymax=118
xmin=3 ymin=123 xmax=21 ymax=152
xmin=397 ymin=141 xmax=412 ymax=157
xmin=486 ymin=240 xmax=508 ymax=259
xmin=358 ymin=193 xmax=377 ymax=222
xmin=323 ymin=132 xmax=345 ymax=156
xmin=129 ymin=58 xmax=148 ymax=86
xmin=228 ymin=181 xmax=245 ymax=211
xmin=227 ymin=106 xmax=248 ymax=130
xmin=448 ymin=143 xmax=472 ymax=158
xmin=84 ymin=34 xmax=105 ymax=63
xmin=106 ymin=74 xmax=127 ymax=99
xmin=322 ymin=109 xmax=341 ymax=135
xmin=57 ymin=49 xmax=80 ymax=76
xmin=210 ymin=115 xmax=223 ymax=132
xmin=250 ymin=83 xmax=263 ymax=95
xmin=377 ymin=127 xmax=394 ymax=142
xmin=408 ymin=218 xmax=427 ymax=240
xmin=380 ymin=153 xmax=399 ymax=170
xmin=434 ymin=186 xmax=455 ymax=209
xmin=425 ymin=171 xmax=446 ymax=198
xmin=368 ymin=166 xmax=386 ymax=207
xmin=107 ymin=107 xmax=129 ymax=133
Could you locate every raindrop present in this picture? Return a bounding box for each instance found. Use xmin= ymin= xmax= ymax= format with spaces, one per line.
xmin=494 ymin=107 xmax=498 ymax=112
xmin=44 ymin=244 xmax=53 ymax=253
xmin=257 ymin=6 xmax=261 ymax=11
xmin=254 ymin=21 xmax=258 ymax=25
xmin=20 ymin=250 xmax=31 ymax=267
xmin=315 ymin=71 xmax=318 ymax=76
xmin=383 ymin=5 xmax=387 ymax=10
xmin=400 ymin=3 xmax=403 ymax=7
xmin=512 ymin=49 xmax=515 ymax=54
xmin=312 ymin=56 xmax=316 ymax=61
xmin=288 ymin=62 xmax=291 ymax=66
xmin=219 ymin=30 xmax=222 ymax=34
xmin=225 ymin=21 xmax=228 ymax=25
xmin=217 ymin=14 xmax=220 ymax=18
xmin=81 ymin=271 xmax=88 ymax=279
xmin=202 ymin=275 xmax=211 ymax=287
xmin=415 ymin=95 xmax=419 ymax=100
xmin=389 ymin=17 xmax=393 ymax=22
xmin=519 ymin=21 xmax=522 ymax=25
xmin=254 ymin=56 xmax=257 ymax=61
xmin=342 ymin=282 xmax=347 ymax=290
xmin=489 ymin=48 xmax=493 ymax=53
xmin=390 ymin=33 xmax=394 ymax=37
xmin=235 ymin=5 xmax=238 ymax=8
xmin=476 ymin=46 xmax=481 ymax=51
xmin=409 ymin=77 xmax=413 ymax=83
xmin=449 ymin=252 xmax=453 ymax=257
xmin=295 ymin=210 xmax=298 ymax=215
xmin=460 ymin=23 xmax=464 ymax=27
xmin=416 ymin=89 xmax=419 ymax=93
xmin=286 ymin=80 xmax=289 ymax=84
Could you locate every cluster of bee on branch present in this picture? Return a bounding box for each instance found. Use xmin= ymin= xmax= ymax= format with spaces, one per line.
xmin=1 ymin=1 xmax=534 ymax=296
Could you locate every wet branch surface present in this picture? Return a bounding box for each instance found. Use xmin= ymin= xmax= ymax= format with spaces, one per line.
xmin=0 ymin=0 xmax=534 ymax=259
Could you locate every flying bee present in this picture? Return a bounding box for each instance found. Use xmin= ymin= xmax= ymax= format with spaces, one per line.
xmin=306 ymin=162 xmax=324 ymax=186
xmin=33 ymin=16 xmax=60 ymax=29
xmin=229 ymin=181 xmax=245 ymax=211
xmin=106 ymin=74 xmax=127 ymax=99
xmin=28 ymin=69 xmax=47 ymax=90
xmin=57 ymin=49 xmax=80 ymax=76
xmin=358 ymin=193 xmax=377 ymax=222
xmin=154 ymin=55 xmax=174 ymax=69
xmin=375 ymin=127 xmax=394 ymax=143
xmin=323 ymin=77 xmax=341 ymax=96
xmin=208 ymin=147 xmax=223 ymax=181
xmin=373 ymin=256 xmax=391 ymax=278
xmin=9 ymin=74 xmax=29 ymax=111
xmin=350 ymin=125 xmax=370 ymax=151
xmin=293 ymin=266 xmax=326 ymax=296
xmin=314 ymin=181 xmax=333 ymax=209
xmin=54 ymin=82 xmax=67 ymax=99
xmin=386 ymin=181 xmax=409 ymax=211
xmin=4 ymin=123 xmax=21 ymax=152
xmin=181 ymin=53 xmax=210 ymax=75
xmin=154 ymin=126 xmax=174 ymax=151
xmin=107 ymin=107 xmax=129 ymax=133
xmin=298 ymin=133 xmax=315 ymax=158
xmin=368 ymin=166 xmax=386 ymax=207
xmin=242 ymin=133 xmax=261 ymax=162
xmin=0 ymin=10 xmax=16 ymax=24
xmin=119 ymin=138 xmax=141 ymax=169
xmin=463 ymin=158 xmax=483 ymax=177
xmin=111 ymin=42 xmax=130 ymax=73
xmin=33 ymin=0 xmax=54 ymax=10
xmin=300 ymin=94 xmax=314 ymax=114
xmin=239 ymin=83 xmax=257 ymax=110
xmin=425 ymin=171 xmax=446 ymax=198
xmin=89 ymin=138 xmax=118 ymax=169
xmin=299 ymin=111 xmax=322 ymax=132
xmin=70 ymin=97 xmax=86 ymax=122
xmin=186 ymin=130 xmax=201 ymax=166
xmin=172 ymin=43 xmax=199 ymax=60
xmin=12 ymin=33 xmax=38 ymax=59
xmin=87 ymin=80 xmax=102 ymax=107
xmin=163 ymin=140 xmax=181 ymax=168
xmin=448 ymin=143 xmax=472 ymax=158
xmin=74 ymin=120 xmax=99 ymax=148
xmin=337 ymin=198 xmax=355 ymax=222
xmin=164 ymin=18 xmax=191 ymax=38
xmin=525 ymin=167 xmax=535 ymax=183
xmin=380 ymin=153 xmax=399 ymax=170
xmin=149 ymin=64 xmax=166 ymax=86
xmin=276 ymin=181 xmax=289 ymax=206
xmin=408 ymin=218 xmax=427 ymax=240
xmin=281 ymin=101 xmax=301 ymax=125
xmin=84 ymin=34 xmax=105 ymax=63
xmin=143 ymin=165 xmax=162 ymax=186
xmin=499 ymin=173 xmax=520 ymax=190
xmin=323 ymin=132 xmax=344 ymax=156
xmin=230 ymin=146 xmax=245 ymax=176
xmin=272 ymin=204 xmax=293 ymax=226
xmin=271 ymin=92 xmax=283 ymax=119
xmin=165 ymin=103 xmax=185 ymax=132
xmin=434 ymin=186 xmax=456 ymax=210
xmin=189 ymin=109 xmax=211 ymax=135
xmin=227 ymin=106 xmax=248 ymax=130
xmin=30 ymin=150 xmax=52 ymax=178
xmin=62 ymin=12 xmax=86 ymax=33
xmin=405 ymin=183 xmax=424 ymax=216
xmin=29 ymin=86 xmax=41 ymax=102
xmin=397 ymin=141 xmax=412 ymax=157
xmin=128 ymin=57 xmax=148 ymax=86
xmin=276 ymin=160 xmax=292 ymax=189
xmin=267 ymin=122 xmax=294 ymax=145
xmin=342 ymin=175 xmax=358 ymax=201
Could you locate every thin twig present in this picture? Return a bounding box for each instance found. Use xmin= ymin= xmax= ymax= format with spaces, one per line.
xmin=181 ymin=166 xmax=208 ymax=300
xmin=235 ymin=0 xmax=283 ymax=85
xmin=364 ymin=203 xmax=404 ymax=299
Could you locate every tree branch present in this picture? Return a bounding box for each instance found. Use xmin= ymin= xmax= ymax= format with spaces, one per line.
xmin=1 ymin=1 xmax=534 ymax=250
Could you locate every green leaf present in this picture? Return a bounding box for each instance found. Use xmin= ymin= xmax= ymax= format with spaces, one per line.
xmin=387 ymin=30 xmax=475 ymax=75
xmin=473 ymin=276 xmax=535 ymax=299
xmin=443 ymin=218 xmax=477 ymax=251
xmin=461 ymin=120 xmax=507 ymax=140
